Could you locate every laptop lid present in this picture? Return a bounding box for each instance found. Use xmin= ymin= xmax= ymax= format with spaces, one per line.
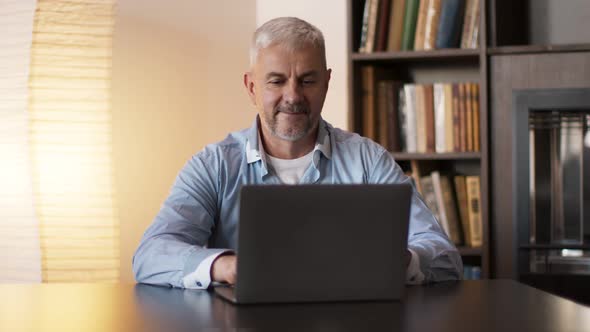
xmin=221 ymin=184 xmax=412 ymax=304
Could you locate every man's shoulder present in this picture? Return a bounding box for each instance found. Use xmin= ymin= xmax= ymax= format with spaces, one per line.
xmin=194 ymin=127 xmax=249 ymax=163
xmin=327 ymin=124 xmax=387 ymax=155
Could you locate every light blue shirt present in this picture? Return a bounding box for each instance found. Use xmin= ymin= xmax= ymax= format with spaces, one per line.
xmin=133 ymin=117 xmax=463 ymax=288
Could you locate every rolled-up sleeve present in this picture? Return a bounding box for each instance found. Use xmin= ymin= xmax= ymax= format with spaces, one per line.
xmin=132 ymin=152 xmax=228 ymax=288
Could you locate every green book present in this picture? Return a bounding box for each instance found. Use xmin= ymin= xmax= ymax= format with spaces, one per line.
xmin=401 ymin=0 xmax=420 ymax=50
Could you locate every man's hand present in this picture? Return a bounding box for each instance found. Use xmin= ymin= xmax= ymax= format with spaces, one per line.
xmin=211 ymin=254 xmax=237 ymax=285
xmin=405 ymin=249 xmax=411 ymax=267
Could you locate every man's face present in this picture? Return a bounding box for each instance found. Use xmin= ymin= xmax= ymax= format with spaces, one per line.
xmin=245 ymin=43 xmax=331 ymax=142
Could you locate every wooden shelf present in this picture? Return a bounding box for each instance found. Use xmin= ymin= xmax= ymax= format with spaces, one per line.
xmin=391 ymin=152 xmax=481 ymax=161
xmin=519 ymin=244 xmax=590 ymax=250
xmin=488 ymin=43 xmax=590 ymax=55
xmin=351 ymin=49 xmax=480 ymax=62
xmin=459 ymin=247 xmax=483 ymax=256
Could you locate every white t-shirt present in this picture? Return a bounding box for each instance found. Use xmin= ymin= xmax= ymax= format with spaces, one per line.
xmin=266 ymin=150 xmax=314 ymax=184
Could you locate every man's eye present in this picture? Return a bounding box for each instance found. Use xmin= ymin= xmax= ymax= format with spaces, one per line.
xmin=302 ymin=80 xmax=316 ymax=85
xmin=268 ymin=79 xmax=283 ymax=85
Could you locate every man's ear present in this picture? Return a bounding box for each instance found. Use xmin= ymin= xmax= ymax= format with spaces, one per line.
xmin=325 ymin=68 xmax=332 ymax=90
xmin=243 ymin=72 xmax=257 ymax=106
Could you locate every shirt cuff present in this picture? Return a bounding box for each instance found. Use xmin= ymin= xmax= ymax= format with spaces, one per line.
xmin=182 ymin=250 xmax=231 ymax=289
xmin=406 ymin=249 xmax=425 ymax=285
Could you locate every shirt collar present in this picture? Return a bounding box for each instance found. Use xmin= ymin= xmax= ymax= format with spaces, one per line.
xmin=245 ymin=115 xmax=332 ymax=164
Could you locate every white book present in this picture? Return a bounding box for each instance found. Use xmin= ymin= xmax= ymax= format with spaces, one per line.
xmin=433 ymin=83 xmax=446 ymax=153
xmin=403 ymin=84 xmax=417 ymax=153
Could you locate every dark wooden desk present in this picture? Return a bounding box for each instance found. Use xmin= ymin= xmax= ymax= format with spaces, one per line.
xmin=2 ymin=280 xmax=589 ymax=331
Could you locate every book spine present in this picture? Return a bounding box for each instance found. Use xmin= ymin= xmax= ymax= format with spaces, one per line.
xmin=435 ymin=0 xmax=464 ymax=49
xmin=454 ymin=175 xmax=471 ymax=246
xmin=452 ymin=83 xmax=461 ymax=152
xmin=443 ymin=83 xmax=454 ymax=152
xmin=366 ymin=0 xmax=381 ymax=53
xmin=433 ymin=83 xmax=446 ymax=153
xmin=460 ymin=0 xmax=473 ymax=49
xmin=413 ymin=0 xmax=428 ymax=50
xmin=387 ymin=82 xmax=402 ymax=151
xmin=431 ymin=171 xmax=452 ymax=240
xmin=401 ymin=0 xmax=421 ymax=50
xmin=469 ymin=0 xmax=480 ymax=48
xmin=472 ymin=83 xmax=480 ymax=151
xmin=414 ymin=84 xmax=426 ymax=152
xmin=376 ymin=0 xmax=392 ymax=52
xmin=359 ymin=0 xmax=372 ymax=52
xmin=423 ymin=84 xmax=435 ymax=153
xmin=404 ymin=84 xmax=417 ymax=152
xmin=377 ymin=81 xmax=390 ymax=148
xmin=458 ymin=82 xmax=467 ymax=152
xmin=423 ymin=0 xmax=442 ymax=50
xmin=362 ymin=66 xmax=376 ymax=141
xmin=387 ymin=0 xmax=407 ymax=52
xmin=466 ymin=81 xmax=473 ymax=151
xmin=398 ymin=86 xmax=408 ymax=151
xmin=466 ymin=175 xmax=482 ymax=247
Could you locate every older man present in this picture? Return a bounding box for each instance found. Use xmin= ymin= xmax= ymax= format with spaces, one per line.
xmin=133 ymin=17 xmax=462 ymax=289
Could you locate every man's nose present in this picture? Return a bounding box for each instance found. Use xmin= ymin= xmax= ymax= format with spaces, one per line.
xmin=283 ymin=80 xmax=303 ymax=104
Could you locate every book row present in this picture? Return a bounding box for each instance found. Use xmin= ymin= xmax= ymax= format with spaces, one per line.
xmin=411 ymin=170 xmax=482 ymax=248
xmin=358 ymin=0 xmax=481 ymax=53
xmin=361 ymin=69 xmax=480 ymax=153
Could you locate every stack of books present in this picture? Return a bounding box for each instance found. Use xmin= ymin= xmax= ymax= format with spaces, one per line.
xmin=358 ymin=0 xmax=480 ymax=53
xmin=410 ymin=169 xmax=482 ymax=248
xmin=360 ymin=70 xmax=480 ymax=153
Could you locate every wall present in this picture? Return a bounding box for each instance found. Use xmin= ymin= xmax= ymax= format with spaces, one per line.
xmin=256 ymin=0 xmax=349 ymax=130
xmin=112 ymin=0 xmax=256 ymax=282
xmin=113 ymin=0 xmax=349 ymax=283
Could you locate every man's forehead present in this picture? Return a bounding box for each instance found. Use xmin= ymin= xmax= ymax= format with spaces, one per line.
xmin=254 ymin=43 xmax=326 ymax=71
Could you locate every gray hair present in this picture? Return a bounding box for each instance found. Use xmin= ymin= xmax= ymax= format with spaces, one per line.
xmin=250 ymin=17 xmax=326 ymax=67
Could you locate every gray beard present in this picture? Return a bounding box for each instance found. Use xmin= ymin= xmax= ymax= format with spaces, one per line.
xmin=266 ymin=104 xmax=312 ymax=142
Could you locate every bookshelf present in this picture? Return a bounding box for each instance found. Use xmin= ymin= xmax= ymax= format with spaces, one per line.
xmin=347 ymin=0 xmax=490 ymax=278
xmin=487 ymin=0 xmax=590 ymax=304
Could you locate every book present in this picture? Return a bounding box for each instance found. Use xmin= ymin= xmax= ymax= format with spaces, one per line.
xmin=386 ymin=81 xmax=403 ymax=151
xmin=466 ymin=81 xmax=473 ymax=151
xmin=387 ymin=0 xmax=407 ymax=52
xmin=459 ymin=0 xmax=473 ymax=49
xmin=401 ymin=0 xmax=420 ymax=51
xmin=402 ymin=84 xmax=417 ymax=152
xmin=469 ymin=0 xmax=480 ymax=48
xmin=365 ymin=0 xmax=381 ymax=53
xmin=420 ymin=175 xmax=442 ymax=224
xmin=358 ymin=0 xmax=372 ymax=52
xmin=377 ymin=81 xmax=390 ymax=148
xmin=452 ymin=83 xmax=461 ymax=152
xmin=422 ymin=0 xmax=442 ymax=50
xmin=376 ymin=0 xmax=392 ymax=52
xmin=465 ymin=175 xmax=482 ymax=247
xmin=414 ymin=84 xmax=426 ymax=152
xmin=443 ymin=83 xmax=454 ymax=152
xmin=458 ymin=83 xmax=467 ymax=151
xmin=432 ymin=171 xmax=463 ymax=245
xmin=423 ymin=84 xmax=435 ymax=152
xmin=435 ymin=0 xmax=465 ymax=48
xmin=413 ymin=0 xmax=429 ymax=50
xmin=361 ymin=66 xmax=376 ymax=141
xmin=433 ymin=83 xmax=446 ymax=153
xmin=397 ymin=86 xmax=408 ymax=151
xmin=454 ymin=175 xmax=471 ymax=246
xmin=471 ymin=83 xmax=480 ymax=151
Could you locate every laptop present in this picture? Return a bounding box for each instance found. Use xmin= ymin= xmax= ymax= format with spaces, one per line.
xmin=213 ymin=184 xmax=412 ymax=304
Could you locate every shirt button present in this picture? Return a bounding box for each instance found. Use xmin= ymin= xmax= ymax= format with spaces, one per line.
xmin=196 ymin=281 xmax=202 ymax=287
